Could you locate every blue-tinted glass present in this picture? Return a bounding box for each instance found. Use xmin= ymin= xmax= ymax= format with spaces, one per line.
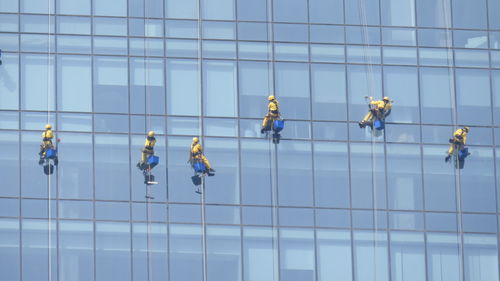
xmin=169 ymin=224 xmax=203 ymax=280
xmin=490 ymin=32 xmax=500 ymax=49
xmin=237 ymin=0 xmax=267 ymax=21
xmin=278 ymin=141 xmax=313 ymax=206
xmin=129 ymin=58 xmax=165 ymax=115
xmin=420 ymin=67 xmax=454 ymax=124
xmin=454 ymin=30 xmax=488 ymax=49
xmin=167 ymin=136 xmax=201 ymax=203
xmin=57 ymin=35 xmax=91 ymax=54
xmin=416 ymin=0 xmax=451 ymax=27
xmin=312 ymin=122 xmax=347 ymax=141
xmin=309 ymin=0 xmax=343 ymax=24
xmin=132 ymin=223 xmax=168 ymax=281
xmin=59 ymin=221 xmax=94 ymax=281
xmin=21 ymin=132 xmax=55 ymax=198
xmin=57 ymin=16 xmax=91 ymax=35
xmin=129 ymin=38 xmax=164 ymax=56
xmin=387 ymin=144 xmax=423 ymax=210
xmin=490 ymin=0 xmax=500 ymax=29
xmin=352 ymin=210 xmax=388 ymax=229
xmin=0 ymin=0 xmax=18 ymax=12
xmin=389 ymin=212 xmax=424 ymax=230
xmin=276 ymin=62 xmax=311 ymax=119
xmin=418 ymin=29 xmax=450 ymax=47
xmin=59 ymin=200 xmax=93 ymax=219
xmin=280 ymin=229 xmax=315 ymax=281
xmin=0 ymin=14 xmax=18 ymax=32
xmin=93 ymin=0 xmax=127 ymax=16
xmin=166 ymin=39 xmax=199 ymax=57
xmin=310 ymin=25 xmax=344 ymax=43
xmin=241 ymin=207 xmax=272 ymax=225
xmin=0 ymin=53 xmax=19 ymax=110
xmin=460 ymin=147 xmax=496 ymax=212
xmin=419 ymin=48 xmax=453 ymax=66
xmin=22 ymin=219 xmax=57 ymax=281
xmin=274 ymin=0 xmax=307 ymax=22
xmin=345 ymin=0 xmax=380 ymax=25
xmin=382 ymin=28 xmax=416 ymax=46
xmin=204 ymin=138 xmax=239 ymax=204
xmin=243 ymin=227 xmax=275 ymax=281
xmin=315 ymin=209 xmax=350 ymax=228
xmin=207 ymin=226 xmax=241 ymax=281
xmin=167 ymin=117 xmax=200 ymax=135
xmin=0 ymin=111 xmax=19 ymax=129
xmin=383 ymin=66 xmax=419 ymax=123
xmin=381 ymin=0 xmax=416 ymax=26
xmin=202 ymin=0 xmax=235 ymax=20
xmin=0 ymin=198 xmax=19 ymax=216
xmin=0 ymin=219 xmax=20 ymax=281
xmin=494 ymin=71 xmax=500 ymax=125
xmin=21 ymin=54 xmax=55 ymax=111
xmin=238 ymin=61 xmax=271 ymax=118
xmin=204 ymin=118 xmax=238 ymax=137
xmin=202 ymin=41 xmax=237 ymax=59
xmin=58 ymin=0 xmax=90 ymax=15
xmin=203 ymin=21 xmax=235 ymax=40
xmin=0 ymin=132 xmax=19 ymax=197
xmin=169 ymin=204 xmax=201 ymax=223
xmin=166 ymin=0 xmax=197 ymax=18
xmin=237 ymin=22 xmax=268 ymax=41
xmin=93 ymin=17 xmax=127 ymax=36
xmin=463 ymin=214 xmax=497 ymax=233
xmin=238 ymin=42 xmax=271 ymax=60
xmin=131 ymin=203 xmax=167 ymax=221
xmin=383 ymin=47 xmax=418 ymax=65
xmin=492 ymin=51 xmax=500 ymax=68
xmin=280 ymin=121 xmax=310 ymax=139
xmin=58 ymin=133 xmax=93 ymax=199
xmin=57 ymin=55 xmax=91 ymax=112
xmin=353 ymin=231 xmax=389 ymax=281
xmin=455 ymin=50 xmax=489 ymax=68
xmin=465 ymin=127 xmax=492 ymax=145
xmin=167 ymin=59 xmax=200 ymax=116
xmin=96 ymin=222 xmax=131 ymax=281
xmin=96 ymin=201 xmax=130 ymax=220
xmin=347 ymin=45 xmax=381 ymax=64
xmin=346 ymin=26 xmax=380 ymax=45
xmin=95 ymin=134 xmax=130 ymax=200
xmin=311 ymin=45 xmax=344 ymax=63
xmin=316 ymin=230 xmax=352 ymax=281
xmin=94 ymin=114 xmax=128 ymax=133
xmin=314 ymin=142 xmax=349 ymax=208
xmin=425 ymin=213 xmax=457 ymax=232
xmin=206 ymin=205 xmax=240 ymax=224
xmin=452 ymin=0 xmax=487 ymax=29
xmin=427 ymin=233 xmax=460 ymax=281
xmin=386 ymin=124 xmax=420 ymax=143
xmin=456 ymin=69 xmax=492 ymax=126
xmin=0 ymin=34 xmax=19 ymax=51
xmin=390 ymin=232 xmax=426 ymax=281
xmin=203 ymin=60 xmax=237 ymax=117
xmin=94 ymin=37 xmax=128 ymax=55
xmin=350 ymin=143 xmax=387 ymax=209
xmin=279 ymin=208 xmax=313 ymax=227
xmin=275 ymin=43 xmax=308 ymax=61
xmin=422 ymin=145 xmax=456 ymax=211
xmin=274 ymin=24 xmax=308 ymax=42
xmin=240 ymin=139 xmax=272 ymax=205
xmin=166 ymin=20 xmax=198 ymax=38
xmin=22 ymin=199 xmax=57 ymax=218
xmin=463 ymin=234 xmax=499 ymax=281
xmin=93 ymin=56 xmax=128 ymax=113
xmin=311 ymin=64 xmax=346 ymax=120
xmin=128 ymin=0 xmax=163 ymax=17
xmin=21 ymin=0 xmax=54 ymax=13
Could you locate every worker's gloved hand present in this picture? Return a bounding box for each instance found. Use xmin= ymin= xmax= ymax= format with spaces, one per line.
xmin=449 ymin=138 xmax=454 ymax=143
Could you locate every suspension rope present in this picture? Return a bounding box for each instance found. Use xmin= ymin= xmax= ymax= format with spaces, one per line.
xmin=46 ymin=0 xmax=54 ymax=280
xmin=357 ymin=0 xmax=381 ymax=279
xmin=441 ymin=1 xmax=464 ymax=280
xmin=265 ymin=1 xmax=279 ymax=281
xmin=195 ymin=1 xmax=208 ymax=281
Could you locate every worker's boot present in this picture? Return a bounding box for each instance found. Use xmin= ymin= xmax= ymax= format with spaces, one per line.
xmin=445 ymin=155 xmax=451 ymax=162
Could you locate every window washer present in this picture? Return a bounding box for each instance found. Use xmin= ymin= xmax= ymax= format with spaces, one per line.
xmin=445 ymin=126 xmax=470 ymax=162
xmin=190 ymin=137 xmax=215 ymax=175
xmin=261 ymin=95 xmax=281 ymax=134
xmin=359 ymin=96 xmax=392 ymax=128
xmin=137 ymin=131 xmax=156 ymax=170
xmin=39 ymin=124 xmax=57 ymax=165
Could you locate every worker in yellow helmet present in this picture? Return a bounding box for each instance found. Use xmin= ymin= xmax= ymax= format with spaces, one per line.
xmin=39 ymin=124 xmax=55 ymax=164
xmin=359 ymin=96 xmax=393 ymax=128
xmin=261 ymin=95 xmax=280 ymax=133
xmin=445 ymin=126 xmax=470 ymax=162
xmin=137 ymin=131 xmax=156 ymax=170
xmin=190 ymin=137 xmax=215 ymax=175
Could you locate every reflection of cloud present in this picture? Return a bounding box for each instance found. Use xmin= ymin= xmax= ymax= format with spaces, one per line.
xmin=0 ymin=66 xmax=17 ymax=92
xmin=465 ymin=36 xmax=488 ymax=48
xmin=397 ymin=133 xmax=415 ymax=143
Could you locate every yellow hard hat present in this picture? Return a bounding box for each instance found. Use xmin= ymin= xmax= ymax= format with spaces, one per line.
xmin=464 ymin=126 xmax=470 ymax=132
xmin=148 ymin=131 xmax=155 ymax=137
xmin=383 ymin=96 xmax=390 ymax=101
xmin=45 ymin=124 xmax=52 ymax=129
xmin=268 ymin=95 xmax=275 ymax=101
xmin=192 ymin=137 xmax=199 ymax=143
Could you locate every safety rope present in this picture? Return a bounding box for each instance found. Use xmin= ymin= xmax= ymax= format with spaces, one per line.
xmin=441 ymin=1 xmax=464 ymax=280
xmin=265 ymin=2 xmax=279 ymax=281
xmin=46 ymin=0 xmax=54 ymax=280
xmin=195 ymin=1 xmax=208 ymax=281
xmin=357 ymin=0 xmax=381 ymax=279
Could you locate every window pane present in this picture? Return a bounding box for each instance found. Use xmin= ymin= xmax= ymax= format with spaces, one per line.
xmin=317 ymin=230 xmax=352 ymax=281
xmin=456 ymin=69 xmax=492 ymax=126
xmin=0 ymin=219 xmax=20 ymax=281
xmin=243 ymin=227 xmax=275 ymax=281
xmin=93 ymin=56 xmax=128 ymax=113
xmin=130 ymin=58 xmax=165 ymax=115
xmin=280 ymin=229 xmax=315 ymax=281
xmin=427 ymin=233 xmax=460 ymax=281
xmin=278 ymin=141 xmax=313 ymax=206
xmin=203 ymin=60 xmax=237 ymax=117
xmin=416 ymin=0 xmax=451 ymax=27
xmin=493 ymin=71 xmax=500 ymax=125
xmin=167 ymin=59 xmax=200 ymax=116
xmin=345 ymin=0 xmax=380 ymax=25
xmin=274 ymin=0 xmax=307 ymax=22
xmin=464 ymin=234 xmax=499 ymax=281
xmin=96 ymin=222 xmax=131 ymax=281
xmin=390 ymin=232 xmax=426 ymax=281
xmin=311 ymin=64 xmax=346 ymax=121
xmin=0 ymin=53 xmax=19 ymax=110
xmin=57 ymin=55 xmax=91 ymax=112
xmin=353 ymin=231 xmax=389 ymax=281
xmin=452 ymin=0 xmax=487 ymax=29
xmin=241 ymin=139 xmax=271 ymax=205
xmin=165 ymin=0 xmax=197 ymax=18
xmin=309 ymin=0 xmax=343 ymax=24
xmin=202 ymin=0 xmax=234 ymax=20
xmin=276 ymin=62 xmax=311 ymax=119
xmin=59 ymin=221 xmax=93 ymax=281
xmin=21 ymin=54 xmax=55 ymax=111
xmin=238 ymin=61 xmax=271 ymax=118
xmin=381 ymin=0 xmax=415 ymax=26
xmin=169 ymin=225 xmax=203 ymax=280
xmin=58 ymin=0 xmax=90 ymax=15
xmin=420 ymin=67 xmax=453 ymax=124
xmin=383 ymin=66 xmax=419 ymax=123
xmin=207 ymin=226 xmax=241 ymax=281
xmin=22 ymin=219 xmax=57 ymax=281
xmin=0 ymin=0 xmax=18 ymax=12
xmin=237 ymin=0 xmax=266 ymax=21
xmin=93 ymin=0 xmax=127 ymax=16
xmin=347 ymin=65 xmax=382 ymax=121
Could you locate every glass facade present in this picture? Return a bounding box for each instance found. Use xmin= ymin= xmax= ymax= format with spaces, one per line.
xmin=1 ymin=0 xmax=500 ymax=280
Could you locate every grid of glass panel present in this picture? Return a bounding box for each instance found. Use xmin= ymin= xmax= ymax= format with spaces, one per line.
xmin=1 ymin=0 xmax=500 ymax=280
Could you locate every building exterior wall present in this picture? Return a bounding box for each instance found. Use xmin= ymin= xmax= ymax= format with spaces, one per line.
xmin=1 ymin=0 xmax=500 ymax=280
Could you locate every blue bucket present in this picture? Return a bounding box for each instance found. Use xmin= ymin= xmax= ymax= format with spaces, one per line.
xmin=374 ymin=119 xmax=384 ymax=130
xmin=193 ymin=161 xmax=206 ymax=173
xmin=273 ymin=120 xmax=285 ymax=132
xmin=458 ymin=147 xmax=469 ymax=159
xmin=147 ymin=155 xmax=159 ymax=168
xmin=46 ymin=149 xmax=56 ymax=159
